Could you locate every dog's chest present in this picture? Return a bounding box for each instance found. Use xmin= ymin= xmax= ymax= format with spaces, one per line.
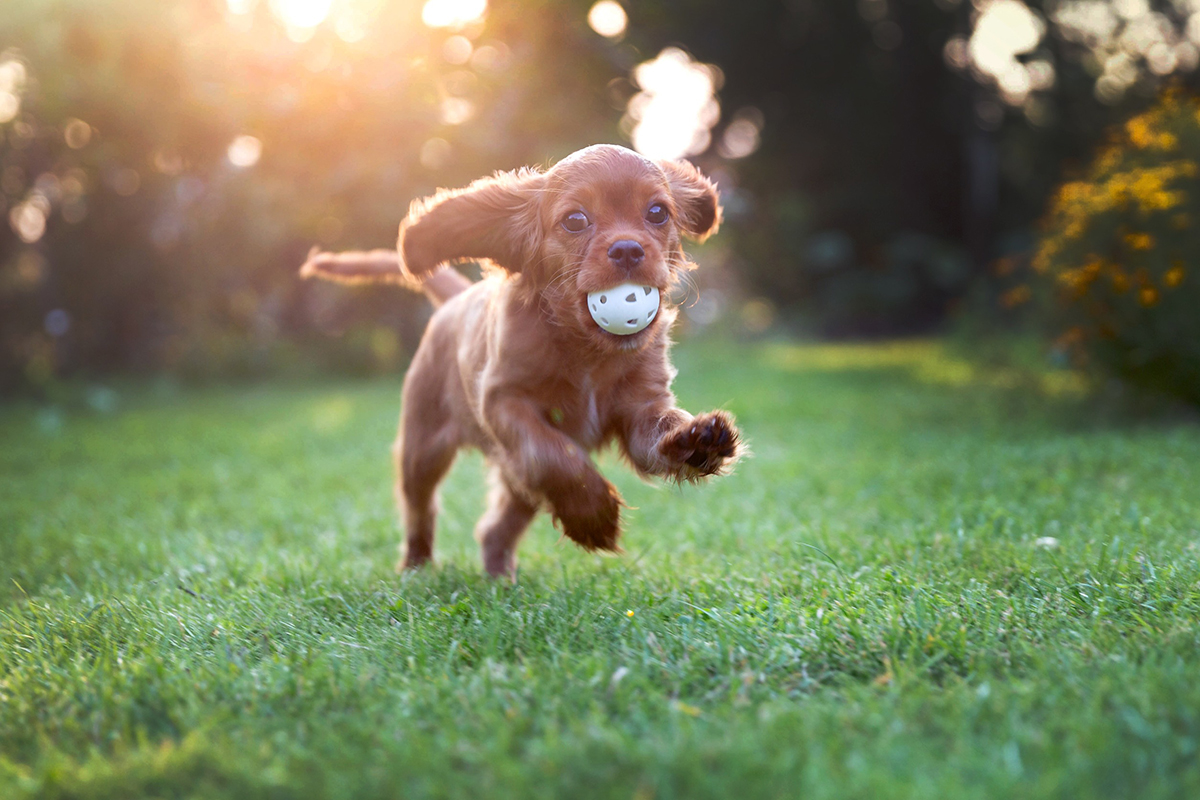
xmin=544 ymin=376 xmax=607 ymax=449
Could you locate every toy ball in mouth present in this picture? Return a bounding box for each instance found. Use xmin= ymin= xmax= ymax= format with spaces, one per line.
xmin=587 ymin=283 xmax=660 ymax=335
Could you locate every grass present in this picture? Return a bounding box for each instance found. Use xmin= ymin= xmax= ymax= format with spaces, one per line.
xmin=2 ymin=338 xmax=1200 ymax=799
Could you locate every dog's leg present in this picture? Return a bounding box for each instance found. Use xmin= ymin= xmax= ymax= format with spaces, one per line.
xmin=393 ymin=358 xmax=461 ymax=570
xmin=621 ymin=402 xmax=741 ymax=482
xmin=475 ymin=469 xmax=537 ymax=579
xmin=482 ymin=392 xmax=623 ymax=552
xmin=394 ymin=423 xmax=457 ymax=570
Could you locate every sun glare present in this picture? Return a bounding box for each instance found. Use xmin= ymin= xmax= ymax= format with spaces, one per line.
xmin=421 ymin=0 xmax=487 ymax=29
xmin=334 ymin=9 xmax=370 ymax=43
xmin=270 ymin=0 xmax=333 ymax=30
xmin=969 ymin=0 xmax=1045 ymax=104
xmin=626 ymin=48 xmax=719 ymax=162
xmin=588 ymin=1 xmax=628 ymax=39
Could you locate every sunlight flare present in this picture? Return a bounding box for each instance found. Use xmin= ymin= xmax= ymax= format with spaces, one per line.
xmin=421 ymin=0 xmax=487 ymax=29
xmin=969 ymin=0 xmax=1046 ymax=105
xmin=625 ymin=48 xmax=720 ymax=161
xmin=270 ymin=0 xmax=333 ymax=29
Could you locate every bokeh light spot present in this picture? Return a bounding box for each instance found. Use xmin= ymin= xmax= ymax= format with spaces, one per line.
xmin=0 ymin=91 xmax=18 ymax=124
xmin=270 ymin=0 xmax=332 ymax=29
xmin=227 ymin=135 xmax=263 ymax=168
xmin=588 ymin=1 xmax=628 ymax=39
xmin=419 ymin=138 xmax=452 ymax=170
xmin=9 ymin=201 xmax=46 ymax=244
xmin=110 ymin=168 xmax=141 ymax=197
xmin=626 ymin=48 xmax=720 ymax=161
xmin=439 ymin=97 xmax=475 ymax=125
xmin=443 ymin=35 xmax=473 ymax=64
xmin=0 ymin=59 xmax=27 ymax=92
xmin=0 ymin=58 xmax=24 ymax=124
xmin=64 ymin=118 xmax=92 ymax=149
xmin=421 ymin=0 xmax=487 ymax=29
xmin=718 ymin=109 xmax=763 ymax=160
xmin=44 ymin=309 xmax=71 ymax=338
xmin=334 ymin=9 xmax=369 ymax=42
xmin=470 ymin=43 xmax=508 ymax=71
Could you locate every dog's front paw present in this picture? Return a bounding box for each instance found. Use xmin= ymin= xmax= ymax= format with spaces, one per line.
xmin=659 ymin=410 xmax=741 ymax=479
xmin=550 ymin=473 xmax=624 ymax=553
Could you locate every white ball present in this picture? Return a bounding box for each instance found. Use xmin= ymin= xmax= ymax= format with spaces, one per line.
xmin=587 ymin=283 xmax=660 ymax=335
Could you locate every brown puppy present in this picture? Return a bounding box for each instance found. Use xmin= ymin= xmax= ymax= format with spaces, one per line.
xmin=300 ymin=145 xmax=741 ymax=577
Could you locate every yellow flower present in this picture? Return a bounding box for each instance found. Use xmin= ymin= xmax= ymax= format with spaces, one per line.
xmin=1165 ymin=263 xmax=1185 ymax=288
xmin=1112 ymin=269 xmax=1130 ymax=293
xmin=1057 ymin=260 xmax=1103 ymax=296
xmin=1124 ymin=232 xmax=1155 ymax=251
xmin=1057 ymin=181 xmax=1088 ymax=204
xmin=1127 ymin=116 xmax=1153 ymax=148
xmin=1032 ymin=249 xmax=1051 ymax=274
xmin=1139 ymin=287 xmax=1159 ymax=306
xmin=1147 ymin=190 xmax=1183 ymax=211
xmin=626 ymin=609 xmax=635 ymax=618
xmin=1096 ymin=146 xmax=1122 ymax=173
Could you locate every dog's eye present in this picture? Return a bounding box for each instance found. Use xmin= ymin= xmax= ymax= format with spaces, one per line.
xmin=646 ymin=203 xmax=668 ymax=225
xmin=562 ymin=211 xmax=591 ymax=233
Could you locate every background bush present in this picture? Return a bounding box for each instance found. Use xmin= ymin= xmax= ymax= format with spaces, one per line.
xmin=1033 ymin=92 xmax=1200 ymax=405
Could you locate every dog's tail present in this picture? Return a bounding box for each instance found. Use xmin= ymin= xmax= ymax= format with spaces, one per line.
xmin=298 ymin=248 xmax=471 ymax=307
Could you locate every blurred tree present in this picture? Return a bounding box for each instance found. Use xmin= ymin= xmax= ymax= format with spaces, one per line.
xmin=4 ymin=0 xmax=1200 ymax=389
xmin=0 ymin=0 xmax=624 ymax=390
xmin=625 ymin=0 xmax=1200 ymax=334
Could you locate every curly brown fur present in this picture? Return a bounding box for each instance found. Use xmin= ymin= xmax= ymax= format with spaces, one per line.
xmin=299 ymin=145 xmax=742 ymax=578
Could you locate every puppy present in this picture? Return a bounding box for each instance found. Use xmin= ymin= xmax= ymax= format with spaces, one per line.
xmin=300 ymin=145 xmax=741 ymax=577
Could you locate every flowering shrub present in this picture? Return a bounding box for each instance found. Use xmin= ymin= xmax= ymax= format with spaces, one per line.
xmin=1034 ymin=92 xmax=1200 ymax=404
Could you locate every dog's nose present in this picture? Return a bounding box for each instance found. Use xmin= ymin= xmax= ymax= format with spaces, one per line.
xmin=607 ymin=240 xmax=645 ymax=272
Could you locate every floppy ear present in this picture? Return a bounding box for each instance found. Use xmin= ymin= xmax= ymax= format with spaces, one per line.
xmin=660 ymin=159 xmax=722 ymax=242
xmin=398 ymin=167 xmax=545 ymax=278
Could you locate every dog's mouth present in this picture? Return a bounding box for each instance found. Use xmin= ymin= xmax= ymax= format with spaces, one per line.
xmin=585 ymin=283 xmax=661 ymax=337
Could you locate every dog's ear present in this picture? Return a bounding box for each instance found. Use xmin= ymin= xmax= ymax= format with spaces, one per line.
xmin=399 ymin=168 xmax=545 ymax=277
xmin=660 ymin=159 xmax=721 ymax=242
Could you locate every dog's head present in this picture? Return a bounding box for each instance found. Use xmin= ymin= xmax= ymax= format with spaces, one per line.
xmin=398 ymin=144 xmax=721 ymax=349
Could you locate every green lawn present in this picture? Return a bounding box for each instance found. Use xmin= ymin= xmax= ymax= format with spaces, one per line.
xmin=3 ymin=339 xmax=1200 ymax=799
